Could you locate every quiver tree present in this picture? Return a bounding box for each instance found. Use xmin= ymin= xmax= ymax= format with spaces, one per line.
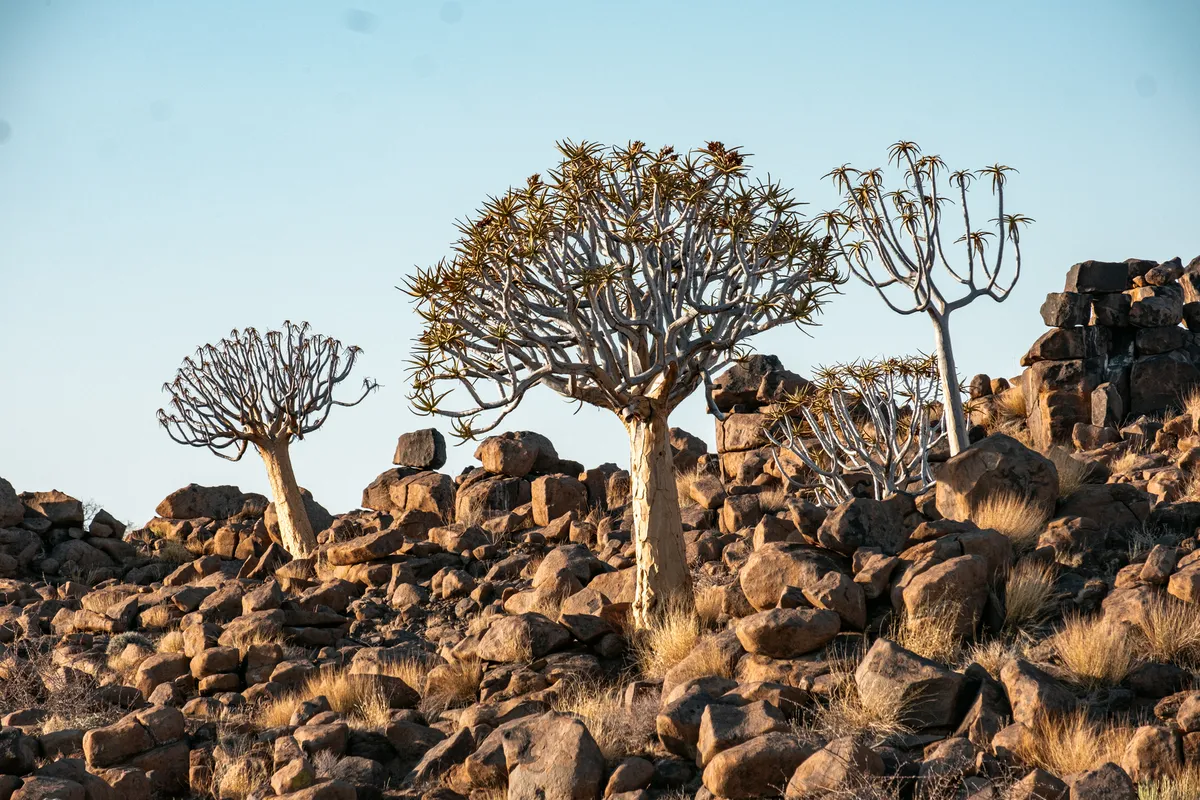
xmin=764 ymin=355 xmax=945 ymax=507
xmin=822 ymin=141 xmax=1034 ymax=456
xmin=157 ymin=321 xmax=377 ymax=556
xmin=406 ymin=140 xmax=840 ymax=627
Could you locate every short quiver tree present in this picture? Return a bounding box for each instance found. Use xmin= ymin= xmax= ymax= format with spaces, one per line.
xmin=157 ymin=321 xmax=377 ymax=556
xmin=764 ymin=355 xmax=945 ymax=507
xmin=406 ymin=141 xmax=840 ymax=628
xmin=822 ymin=141 xmax=1033 ymax=456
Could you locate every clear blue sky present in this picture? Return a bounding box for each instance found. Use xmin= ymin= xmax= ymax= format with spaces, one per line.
xmin=1 ymin=0 xmax=1197 ymax=525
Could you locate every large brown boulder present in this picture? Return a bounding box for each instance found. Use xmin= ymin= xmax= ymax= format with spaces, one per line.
xmin=476 ymin=613 xmax=573 ymax=662
xmin=817 ymin=497 xmax=907 ymax=556
xmin=855 ymin=639 xmax=968 ymax=730
xmin=701 ymin=732 xmax=814 ymax=800
xmin=0 ymin=478 xmax=25 ymax=528
xmin=501 ymin=712 xmax=604 ymax=800
xmin=361 ymin=470 xmax=454 ymax=522
xmin=531 ymin=475 xmax=588 ymax=526
xmin=393 ymin=429 xmax=446 ymax=470
xmin=735 ymin=608 xmax=840 ymax=658
xmin=155 ymin=484 xmax=266 ymax=520
xmin=1022 ymin=358 xmax=1106 ymax=450
xmin=737 ymin=544 xmax=844 ymax=611
xmin=20 ymin=490 xmax=84 ymax=527
xmin=935 ymin=434 xmax=1058 ymax=522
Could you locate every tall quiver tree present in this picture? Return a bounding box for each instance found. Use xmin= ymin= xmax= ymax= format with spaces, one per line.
xmin=406 ymin=141 xmax=840 ymax=628
xmin=822 ymin=141 xmax=1033 ymax=456
xmin=157 ymin=321 xmax=377 ymax=556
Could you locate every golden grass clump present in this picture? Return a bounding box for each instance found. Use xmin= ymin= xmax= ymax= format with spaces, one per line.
xmin=757 ymin=486 xmax=790 ymax=514
xmin=1046 ymin=447 xmax=1094 ymax=497
xmin=1003 ymin=559 xmax=1058 ymax=632
xmin=633 ymin=600 xmax=703 ymax=681
xmin=891 ymin=606 xmax=965 ymax=665
xmin=552 ymin=681 xmax=658 ymax=762
xmin=258 ymin=668 xmax=402 ymax=731
xmin=970 ymin=492 xmax=1050 ymax=553
xmin=1109 ymin=447 xmax=1144 ymax=477
xmin=1134 ymin=597 xmax=1200 ymax=668
xmin=675 ymin=469 xmax=701 ymax=508
xmin=995 ymin=386 xmax=1027 ymax=423
xmin=812 ymin=670 xmax=911 ymax=742
xmin=420 ymin=658 xmax=483 ymax=717
xmin=693 ymin=584 xmax=726 ymax=629
xmin=157 ymin=629 xmax=186 ymax=654
xmin=1140 ymin=764 xmax=1200 ymax=800
xmin=963 ymin=638 xmax=1021 ymax=680
xmin=1052 ymin=614 xmax=1137 ymax=689
xmin=211 ymin=739 xmax=273 ymax=800
xmin=1015 ymin=711 xmax=1131 ymax=777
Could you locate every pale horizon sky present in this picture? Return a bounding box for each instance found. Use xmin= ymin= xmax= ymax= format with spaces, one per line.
xmin=1 ymin=0 xmax=1198 ymax=526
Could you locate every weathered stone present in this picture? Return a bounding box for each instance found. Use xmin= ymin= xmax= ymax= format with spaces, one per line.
xmin=1040 ymin=293 xmax=1091 ymax=328
xmin=936 ymin=434 xmax=1058 ymax=522
xmin=701 ymin=732 xmax=813 ymax=800
xmin=817 ymin=497 xmax=907 ymax=556
xmin=1000 ymin=660 xmax=1076 ymax=725
xmin=855 ymin=639 xmax=967 ymax=730
xmin=1130 ymin=351 xmax=1200 ymax=416
xmin=393 ymin=429 xmax=446 ymax=470
xmin=735 ymin=608 xmax=840 ymax=658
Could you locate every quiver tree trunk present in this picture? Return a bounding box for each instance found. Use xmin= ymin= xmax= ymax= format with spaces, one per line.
xmin=626 ymin=409 xmax=692 ymax=629
xmin=932 ymin=312 xmax=968 ymax=457
xmin=259 ymin=440 xmax=317 ymax=556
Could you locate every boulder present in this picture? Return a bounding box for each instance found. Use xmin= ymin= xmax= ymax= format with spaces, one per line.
xmin=476 ymin=613 xmax=573 ymax=662
xmin=816 ymin=497 xmax=907 ymax=556
xmin=734 ymin=608 xmax=840 ymax=658
xmin=936 ymin=434 xmax=1058 ymax=522
xmin=785 ymin=737 xmax=884 ymax=799
xmin=20 ymin=490 xmax=84 ymax=527
xmin=155 ymin=484 xmax=264 ymax=520
xmin=531 ymin=476 xmax=588 ymax=526
xmin=393 ymin=429 xmax=447 ymax=470
xmin=501 ymin=712 xmax=604 ymax=800
xmin=737 ymin=545 xmax=844 ymax=611
xmin=701 ymin=732 xmax=813 ymax=800
xmin=1000 ymin=660 xmax=1076 ymax=725
xmin=854 ymin=639 xmax=967 ymax=730
xmin=0 ymin=479 xmax=24 ymax=528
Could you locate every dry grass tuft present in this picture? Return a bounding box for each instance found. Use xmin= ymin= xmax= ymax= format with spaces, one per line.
xmin=552 ymin=681 xmax=658 ymax=762
xmin=995 ymin=387 xmax=1027 ymax=423
xmin=157 ymin=629 xmax=186 ymax=654
xmin=1140 ymin=764 xmax=1200 ymax=800
xmin=211 ymin=738 xmax=272 ymax=800
xmin=1047 ymin=447 xmax=1094 ymax=497
xmin=1004 ymin=559 xmax=1058 ymax=632
xmin=420 ymin=658 xmax=483 ymax=718
xmin=970 ymin=492 xmax=1050 ymax=553
xmin=153 ymin=540 xmax=196 ymax=564
xmin=1053 ymin=614 xmax=1138 ymax=689
xmin=811 ymin=670 xmax=911 ymax=743
xmin=1134 ymin=597 xmax=1200 ymax=668
xmin=633 ymin=599 xmax=703 ymax=681
xmin=890 ymin=607 xmax=964 ymax=665
xmin=757 ymin=486 xmax=790 ymax=514
xmin=675 ymin=469 xmax=701 ymax=508
xmin=693 ymin=584 xmax=725 ymax=629
xmin=1110 ymin=447 xmax=1143 ymax=477
xmin=1016 ymin=711 xmax=1131 ymax=777
xmin=257 ymin=668 xmax=402 ymax=731
xmin=963 ymin=638 xmax=1021 ymax=680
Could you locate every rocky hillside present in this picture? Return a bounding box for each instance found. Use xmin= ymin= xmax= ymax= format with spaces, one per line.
xmin=5 ymin=257 xmax=1200 ymax=800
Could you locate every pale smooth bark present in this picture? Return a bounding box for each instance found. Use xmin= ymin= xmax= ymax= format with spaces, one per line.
xmin=932 ymin=312 xmax=967 ymax=457
xmin=626 ymin=409 xmax=692 ymax=629
xmin=259 ymin=441 xmax=316 ymax=556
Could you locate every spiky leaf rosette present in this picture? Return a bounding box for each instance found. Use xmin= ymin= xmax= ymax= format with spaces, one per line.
xmin=404 ymin=140 xmax=842 ymax=439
